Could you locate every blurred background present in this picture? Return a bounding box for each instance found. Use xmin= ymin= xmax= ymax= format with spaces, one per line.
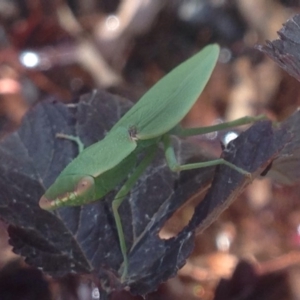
xmin=1 ymin=0 xmax=300 ymax=299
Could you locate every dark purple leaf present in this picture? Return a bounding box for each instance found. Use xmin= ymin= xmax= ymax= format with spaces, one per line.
xmin=265 ymin=109 xmax=300 ymax=184
xmin=256 ymin=15 xmax=300 ymax=185
xmin=257 ymin=14 xmax=300 ymax=81
xmin=0 ymin=90 xmax=295 ymax=296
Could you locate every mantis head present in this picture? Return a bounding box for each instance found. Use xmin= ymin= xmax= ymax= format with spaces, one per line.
xmin=39 ymin=175 xmax=95 ymax=210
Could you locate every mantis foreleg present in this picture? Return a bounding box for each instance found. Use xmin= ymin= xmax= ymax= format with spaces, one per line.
xmin=112 ymin=144 xmax=158 ymax=280
xmin=56 ymin=133 xmax=85 ymax=153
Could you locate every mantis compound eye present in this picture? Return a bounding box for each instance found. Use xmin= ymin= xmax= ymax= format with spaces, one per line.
xmin=75 ymin=176 xmax=94 ymax=196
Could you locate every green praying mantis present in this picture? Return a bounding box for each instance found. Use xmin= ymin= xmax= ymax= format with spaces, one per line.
xmin=39 ymin=44 xmax=264 ymax=279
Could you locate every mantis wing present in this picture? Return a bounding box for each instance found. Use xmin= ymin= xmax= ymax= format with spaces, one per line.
xmin=111 ymin=44 xmax=220 ymax=139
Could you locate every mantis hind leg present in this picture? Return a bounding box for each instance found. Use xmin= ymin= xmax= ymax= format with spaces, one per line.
xmin=56 ymin=133 xmax=85 ymax=153
xmin=171 ymin=115 xmax=266 ymax=137
xmin=162 ymin=134 xmax=250 ymax=176
xmin=112 ymin=144 xmax=158 ymax=281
